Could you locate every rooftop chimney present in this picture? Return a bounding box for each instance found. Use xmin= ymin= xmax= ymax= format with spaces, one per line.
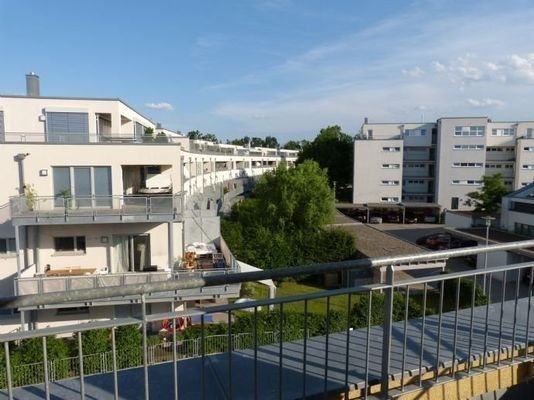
xmin=26 ymin=72 xmax=40 ymax=97
xmin=364 ymin=117 xmax=368 ymax=124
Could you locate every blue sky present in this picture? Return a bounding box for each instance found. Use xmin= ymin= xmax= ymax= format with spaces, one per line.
xmin=1 ymin=0 xmax=534 ymax=142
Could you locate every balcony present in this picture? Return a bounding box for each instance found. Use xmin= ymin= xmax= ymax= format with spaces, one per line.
xmin=14 ymin=269 xmax=241 ymax=305
xmin=9 ymin=194 xmax=184 ymax=226
xmin=2 ymin=241 xmax=534 ymax=399
xmin=1 ymin=132 xmax=184 ymax=144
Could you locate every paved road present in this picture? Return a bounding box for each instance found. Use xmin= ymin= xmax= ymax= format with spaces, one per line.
xmin=3 ymin=298 xmax=532 ymax=399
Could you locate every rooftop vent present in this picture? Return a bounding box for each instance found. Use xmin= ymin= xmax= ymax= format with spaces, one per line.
xmin=26 ymin=72 xmax=40 ymax=97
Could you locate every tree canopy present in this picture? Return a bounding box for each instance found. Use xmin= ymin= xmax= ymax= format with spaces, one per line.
xmin=186 ymin=130 xmax=219 ymax=143
xmin=464 ymin=173 xmax=508 ymax=215
xmin=298 ymin=125 xmax=353 ymax=190
xmin=222 ymin=161 xmax=355 ymax=269
xmin=227 ymin=135 xmax=279 ymax=148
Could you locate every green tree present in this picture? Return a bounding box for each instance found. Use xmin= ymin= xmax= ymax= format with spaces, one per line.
xmin=298 ymin=125 xmax=354 ymax=193
xmin=283 ymin=140 xmax=304 ymax=150
xmin=222 ymin=161 xmax=355 ymax=269
xmin=464 ymin=173 xmax=508 ymax=215
xmin=251 ymin=160 xmax=334 ymax=231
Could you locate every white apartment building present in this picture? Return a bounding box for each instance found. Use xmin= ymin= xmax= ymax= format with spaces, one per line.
xmin=0 ymin=74 xmax=298 ymax=332
xmin=501 ymin=183 xmax=534 ymax=237
xmin=354 ymin=117 xmax=534 ymax=210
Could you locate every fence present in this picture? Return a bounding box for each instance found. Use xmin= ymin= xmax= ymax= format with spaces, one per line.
xmin=1 ymin=240 xmax=534 ymax=399
xmin=0 ymin=330 xmax=302 ymax=389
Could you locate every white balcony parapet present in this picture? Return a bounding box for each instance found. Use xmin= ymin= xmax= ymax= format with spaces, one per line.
xmin=9 ymin=193 xmax=184 ymax=225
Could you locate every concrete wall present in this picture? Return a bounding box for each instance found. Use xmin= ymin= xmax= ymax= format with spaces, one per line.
xmin=353 ymin=139 xmax=403 ymax=203
xmin=0 ymin=96 xmax=153 ymax=135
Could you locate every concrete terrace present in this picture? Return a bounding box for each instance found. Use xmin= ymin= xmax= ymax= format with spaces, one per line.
xmin=3 ymin=298 xmax=531 ymax=399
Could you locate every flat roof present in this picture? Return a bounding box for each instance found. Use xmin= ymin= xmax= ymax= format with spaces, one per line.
xmin=0 ymin=94 xmax=155 ymax=125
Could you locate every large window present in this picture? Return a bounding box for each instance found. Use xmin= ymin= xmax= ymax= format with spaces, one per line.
xmin=54 ymin=236 xmax=86 ymax=253
xmin=491 ymin=128 xmax=515 ymax=137
xmin=46 ymin=112 xmax=89 ymax=143
xmin=0 ymin=110 xmax=4 ymax=142
xmin=53 ymin=166 xmax=111 ymax=207
xmin=404 ymin=129 xmax=426 ymax=137
xmin=452 ymin=162 xmax=483 ymax=168
xmin=381 ymin=163 xmax=400 ymax=169
xmin=0 ymin=238 xmax=16 ymax=255
xmin=515 ymin=223 xmax=534 ymax=237
xmin=453 ymin=144 xmax=484 ymax=151
xmin=454 ymin=126 xmax=485 ymax=136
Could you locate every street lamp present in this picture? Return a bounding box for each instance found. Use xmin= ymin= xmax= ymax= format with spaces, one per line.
xmin=481 ymin=215 xmax=496 ymax=296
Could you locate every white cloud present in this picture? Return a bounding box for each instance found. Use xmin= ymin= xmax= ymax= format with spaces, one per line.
xmin=206 ymin=5 xmax=534 ymax=139
xmin=145 ymin=102 xmax=174 ymax=111
xmin=507 ymin=53 xmax=534 ymax=83
xmin=467 ymin=98 xmax=505 ymax=108
xmin=402 ymin=66 xmax=424 ymax=78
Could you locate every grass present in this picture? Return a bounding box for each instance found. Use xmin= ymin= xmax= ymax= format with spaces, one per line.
xmin=241 ymin=281 xmax=362 ymax=315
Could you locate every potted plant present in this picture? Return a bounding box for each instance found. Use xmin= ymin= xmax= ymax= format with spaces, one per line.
xmin=24 ymin=184 xmax=37 ymax=211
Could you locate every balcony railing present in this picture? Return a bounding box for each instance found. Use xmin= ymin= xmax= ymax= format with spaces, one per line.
xmin=1 ymin=240 xmax=534 ymax=399
xmin=0 ymin=132 xmax=185 ymax=144
xmin=9 ymin=194 xmax=184 ymax=225
xmin=15 ymin=269 xmax=239 ymax=299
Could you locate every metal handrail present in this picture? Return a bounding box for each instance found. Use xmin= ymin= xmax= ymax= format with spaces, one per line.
xmin=2 ymin=239 xmax=534 ymax=309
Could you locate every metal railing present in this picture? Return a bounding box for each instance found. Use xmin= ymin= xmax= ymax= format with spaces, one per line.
xmin=9 ymin=193 xmax=184 ymax=221
xmin=1 ymin=132 xmax=185 ymax=144
xmin=0 ymin=331 xmax=297 ymax=389
xmin=0 ymin=240 xmax=533 ymax=399
xmin=17 ymin=269 xmax=239 ymax=297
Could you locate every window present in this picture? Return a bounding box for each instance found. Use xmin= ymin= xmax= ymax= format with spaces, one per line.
xmin=146 ymin=165 xmax=161 ymax=175
xmin=491 ymin=128 xmax=515 ymax=136
xmin=407 ymin=179 xmax=425 ymax=184
xmin=454 ymin=126 xmax=485 ymax=136
xmin=451 ymin=180 xmax=483 ymax=185
xmin=367 ymin=129 xmax=373 ymax=138
xmin=451 ymin=197 xmax=459 ymax=210
xmin=523 ymin=165 xmax=534 ymax=170
xmin=0 ymin=110 xmax=4 ymax=142
xmin=452 ymin=162 xmax=483 ymax=168
xmin=381 ymin=163 xmax=400 ymax=169
xmin=404 ymin=163 xmax=425 ymax=168
xmin=381 ymin=180 xmax=399 ymax=186
xmin=381 ymin=197 xmax=399 ymax=202
xmin=53 ymin=166 xmax=112 ymax=207
xmin=54 ymin=236 xmax=86 ymax=253
xmin=515 ymin=222 xmax=534 ymax=237
xmin=404 ymin=129 xmax=426 ymax=137
xmin=453 ymin=144 xmax=484 ymax=150
xmin=0 ymin=238 xmax=16 ymax=255
xmin=528 ymin=128 xmax=534 ymax=138
xmin=504 ymin=180 xmax=513 ymax=185
xmin=46 ymin=112 xmax=89 ymax=143
xmin=524 ymin=147 xmax=534 ymax=152
xmin=382 ymin=147 xmax=400 ymax=152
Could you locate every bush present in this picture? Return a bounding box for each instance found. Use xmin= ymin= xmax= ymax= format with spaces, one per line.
xmin=115 ymin=325 xmax=142 ymax=369
xmin=350 ymin=292 xmax=424 ymax=329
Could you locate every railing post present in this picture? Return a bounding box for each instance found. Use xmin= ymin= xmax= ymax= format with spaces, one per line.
xmin=380 ymin=265 xmax=395 ymax=399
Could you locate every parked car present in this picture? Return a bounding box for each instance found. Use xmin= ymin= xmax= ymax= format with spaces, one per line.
xmin=369 ymin=216 xmax=383 ymax=224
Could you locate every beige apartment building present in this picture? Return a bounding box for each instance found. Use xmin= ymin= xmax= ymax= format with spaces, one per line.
xmin=354 ymin=117 xmax=534 ymax=211
xmin=0 ymin=74 xmax=297 ymax=331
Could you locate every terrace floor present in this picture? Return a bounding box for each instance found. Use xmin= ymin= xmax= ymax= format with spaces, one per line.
xmin=2 ymin=297 xmax=532 ymax=399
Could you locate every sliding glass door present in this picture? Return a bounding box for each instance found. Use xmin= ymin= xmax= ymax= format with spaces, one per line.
xmin=53 ymin=166 xmax=112 ymax=208
xmin=112 ymin=234 xmax=151 ymax=273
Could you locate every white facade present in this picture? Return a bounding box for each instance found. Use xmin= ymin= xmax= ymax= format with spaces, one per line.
xmin=354 ymin=117 xmax=534 ymax=209
xmin=0 ymin=77 xmax=298 ymax=332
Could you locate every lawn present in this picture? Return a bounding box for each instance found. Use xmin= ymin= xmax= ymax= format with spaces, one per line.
xmin=241 ymin=281 xmax=362 ymax=315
